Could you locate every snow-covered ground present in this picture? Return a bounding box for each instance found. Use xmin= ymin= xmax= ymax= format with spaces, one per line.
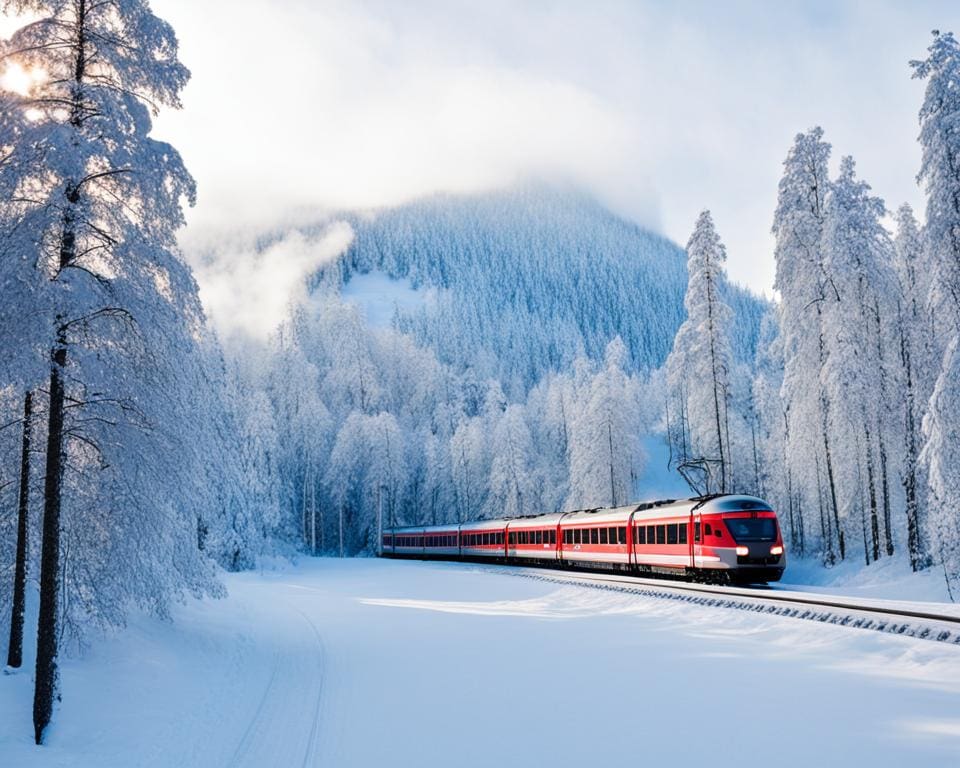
xmin=781 ymin=554 xmax=957 ymax=604
xmin=2 ymin=558 xmax=960 ymax=767
xmin=341 ymin=270 xmax=436 ymax=328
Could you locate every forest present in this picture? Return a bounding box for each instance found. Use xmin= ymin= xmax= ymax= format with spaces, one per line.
xmin=0 ymin=0 xmax=959 ymax=746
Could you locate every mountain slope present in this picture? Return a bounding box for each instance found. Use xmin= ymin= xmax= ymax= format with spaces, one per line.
xmin=318 ymin=185 xmax=767 ymax=394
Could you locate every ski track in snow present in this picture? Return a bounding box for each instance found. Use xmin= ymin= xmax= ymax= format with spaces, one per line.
xmin=2 ymin=558 xmax=960 ymax=767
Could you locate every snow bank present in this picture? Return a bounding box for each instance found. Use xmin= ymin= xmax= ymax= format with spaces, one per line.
xmin=2 ymin=558 xmax=958 ymax=766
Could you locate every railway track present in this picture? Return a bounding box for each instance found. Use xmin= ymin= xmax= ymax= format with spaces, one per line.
xmin=488 ymin=565 xmax=960 ymax=645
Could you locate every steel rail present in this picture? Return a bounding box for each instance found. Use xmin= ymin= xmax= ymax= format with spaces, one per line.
xmin=448 ymin=563 xmax=960 ymax=645
xmin=511 ymin=567 xmax=960 ymax=625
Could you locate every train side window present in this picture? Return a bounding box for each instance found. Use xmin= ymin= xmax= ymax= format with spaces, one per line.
xmin=638 ymin=527 xmax=646 ymax=545
xmin=607 ymin=527 xmax=616 ymax=543
xmin=679 ymin=526 xmax=687 ymax=545
xmin=618 ymin=527 xmax=626 ymax=545
xmin=549 ymin=530 xmax=556 ymax=545
xmin=573 ymin=529 xmax=581 ymax=545
xmin=694 ymin=522 xmax=701 ymax=542
xmin=647 ymin=525 xmax=655 ymax=543
xmin=533 ymin=530 xmax=540 ymax=545
xmin=704 ymin=523 xmax=712 ymax=536
xmin=509 ymin=532 xmax=515 ymax=545
xmin=667 ymin=524 xmax=678 ymax=545
xmin=656 ymin=525 xmax=666 ymax=545
xmin=563 ymin=530 xmax=571 ymax=545
xmin=599 ymin=528 xmax=608 ymax=545
xmin=590 ymin=528 xmax=599 ymax=545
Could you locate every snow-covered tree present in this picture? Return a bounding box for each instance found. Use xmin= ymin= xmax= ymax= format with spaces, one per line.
xmin=893 ymin=204 xmax=934 ymax=570
xmin=922 ymin=336 xmax=960 ymax=593
xmin=820 ymin=156 xmax=900 ymax=564
xmin=450 ymin=417 xmax=490 ymax=522
xmin=567 ymin=339 xmax=642 ymax=508
xmin=911 ymin=31 xmax=960 ymax=330
xmin=325 ymin=411 xmax=406 ymax=555
xmin=912 ymin=30 xmax=960 ymax=585
xmin=488 ymin=405 xmax=538 ymax=518
xmin=0 ymin=0 xmax=220 ymax=742
xmin=773 ymin=127 xmax=845 ymax=564
xmin=665 ymin=211 xmax=737 ymax=494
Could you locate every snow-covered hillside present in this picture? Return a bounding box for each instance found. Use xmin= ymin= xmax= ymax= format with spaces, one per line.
xmin=319 ymin=185 xmax=767 ymax=393
xmin=3 ymin=559 xmax=958 ymax=767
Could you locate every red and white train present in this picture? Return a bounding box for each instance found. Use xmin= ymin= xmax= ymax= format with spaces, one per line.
xmin=381 ymin=494 xmax=785 ymax=584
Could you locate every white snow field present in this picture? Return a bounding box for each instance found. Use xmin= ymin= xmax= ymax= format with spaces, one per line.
xmin=2 ymin=558 xmax=960 ymax=767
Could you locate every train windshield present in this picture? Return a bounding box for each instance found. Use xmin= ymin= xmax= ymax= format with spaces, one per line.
xmin=724 ymin=518 xmax=778 ymax=542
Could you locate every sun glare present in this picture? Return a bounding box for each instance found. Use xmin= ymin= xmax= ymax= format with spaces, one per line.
xmin=1 ymin=61 xmax=46 ymax=96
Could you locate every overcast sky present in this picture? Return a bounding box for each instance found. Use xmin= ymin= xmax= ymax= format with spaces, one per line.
xmin=4 ymin=1 xmax=958 ymax=327
xmin=143 ymin=0 xmax=957 ymax=299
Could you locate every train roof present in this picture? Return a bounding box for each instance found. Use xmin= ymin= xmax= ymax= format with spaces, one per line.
xmin=384 ymin=495 xmax=774 ymax=535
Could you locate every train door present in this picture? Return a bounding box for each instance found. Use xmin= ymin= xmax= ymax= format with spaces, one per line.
xmin=690 ymin=512 xmax=700 ymax=570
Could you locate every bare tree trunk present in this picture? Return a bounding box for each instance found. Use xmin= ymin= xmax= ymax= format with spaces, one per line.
xmin=816 ymin=301 xmax=844 ymax=562
xmin=822 ymin=423 xmax=844 ymax=561
xmin=901 ymin=326 xmax=923 ymax=569
xmin=301 ymin=466 xmax=308 ymax=545
xmin=7 ymin=391 xmax=33 ymax=669
xmin=873 ymin=299 xmax=894 ymax=558
xmin=864 ymin=422 xmax=880 ymax=563
xmin=607 ymin=421 xmax=616 ymax=506
xmin=815 ymin=452 xmax=834 ymax=565
xmin=34 ymin=336 xmax=66 ymax=745
xmin=878 ymin=432 xmax=894 ymax=558
xmin=309 ymin=466 xmax=316 ymax=555
xmin=855 ymin=446 xmax=869 ymax=566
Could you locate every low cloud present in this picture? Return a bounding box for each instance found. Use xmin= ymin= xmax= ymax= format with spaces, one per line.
xmin=144 ymin=0 xmax=954 ymax=301
xmin=190 ymin=223 xmax=354 ymax=341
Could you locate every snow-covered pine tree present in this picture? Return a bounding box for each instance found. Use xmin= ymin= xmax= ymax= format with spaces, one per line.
xmin=665 ymin=211 xmax=736 ymax=494
xmin=912 ymin=30 xmax=960 ymax=585
xmin=893 ymin=204 xmax=934 ymax=570
xmin=0 ymin=0 xmax=221 ymax=742
xmin=912 ymin=31 xmax=960 ymax=329
xmin=820 ymin=156 xmax=900 ymax=564
xmin=773 ymin=127 xmax=845 ymax=564
xmin=566 ymin=338 xmax=642 ymax=509
xmin=487 ymin=405 xmax=538 ymax=518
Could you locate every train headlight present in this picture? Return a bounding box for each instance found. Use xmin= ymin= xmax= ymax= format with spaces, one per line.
xmin=735 ymin=546 xmax=749 ymax=556
xmin=770 ymin=545 xmax=784 ymax=556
